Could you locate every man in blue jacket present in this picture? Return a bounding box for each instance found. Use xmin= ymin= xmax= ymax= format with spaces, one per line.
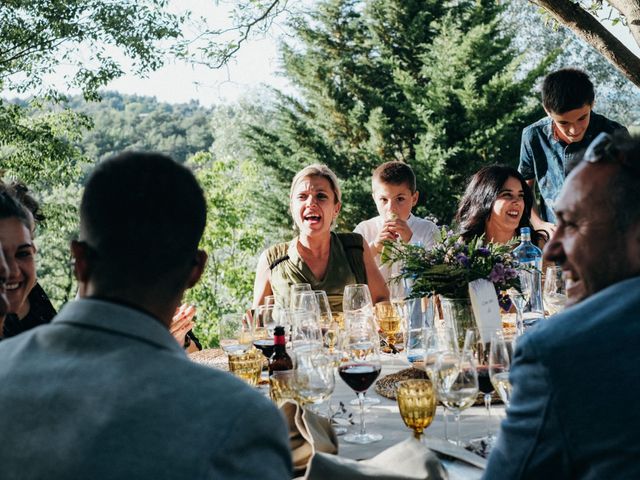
xmin=485 ymin=132 xmax=640 ymax=479
xmin=0 ymin=152 xmax=292 ymax=479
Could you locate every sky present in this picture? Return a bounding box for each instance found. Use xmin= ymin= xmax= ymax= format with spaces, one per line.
xmin=102 ymin=1 xmax=640 ymax=108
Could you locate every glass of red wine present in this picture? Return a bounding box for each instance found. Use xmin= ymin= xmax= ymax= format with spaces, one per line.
xmin=339 ymin=312 xmax=383 ymax=444
xmin=253 ymin=304 xmax=277 ymax=359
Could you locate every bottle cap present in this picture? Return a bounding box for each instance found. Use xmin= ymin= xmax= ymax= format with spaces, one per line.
xmin=520 ymin=227 xmax=531 ymax=234
xmin=274 ymin=326 xmax=285 ymax=336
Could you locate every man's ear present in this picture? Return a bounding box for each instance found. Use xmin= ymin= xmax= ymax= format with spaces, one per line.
xmin=412 ymin=191 xmax=419 ymax=207
xmin=186 ymin=250 xmax=207 ymax=289
xmin=70 ymin=240 xmax=92 ymax=284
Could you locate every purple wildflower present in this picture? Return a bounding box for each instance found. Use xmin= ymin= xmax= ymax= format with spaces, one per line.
xmin=504 ymin=267 xmax=518 ymax=280
xmin=489 ymin=263 xmax=505 ymax=283
xmin=476 ymin=247 xmax=490 ymax=257
xmin=455 ymin=253 xmax=470 ymax=268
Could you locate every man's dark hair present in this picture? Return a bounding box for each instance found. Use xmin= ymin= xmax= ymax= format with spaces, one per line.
xmin=542 ymin=68 xmax=595 ymax=114
xmin=372 ymin=161 xmax=417 ymax=193
xmin=80 ymin=152 xmax=206 ymax=294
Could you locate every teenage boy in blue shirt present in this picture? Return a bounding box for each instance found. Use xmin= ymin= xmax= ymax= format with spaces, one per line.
xmin=519 ymin=68 xmax=627 ymax=236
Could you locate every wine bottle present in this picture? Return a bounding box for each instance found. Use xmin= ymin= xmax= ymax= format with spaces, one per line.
xmin=268 ymin=326 xmax=293 ymax=375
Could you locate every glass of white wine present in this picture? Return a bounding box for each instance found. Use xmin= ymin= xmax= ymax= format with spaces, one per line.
xmin=489 ymin=331 xmax=514 ymax=407
xmin=374 ymin=301 xmax=402 ymax=353
xmin=292 ymin=347 xmax=335 ymax=409
xmin=544 ymin=266 xmax=568 ymax=316
xmin=433 ymin=329 xmax=479 ymax=447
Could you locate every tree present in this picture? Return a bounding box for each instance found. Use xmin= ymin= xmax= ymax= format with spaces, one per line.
xmin=530 ymin=0 xmax=640 ymax=87
xmin=246 ymin=0 xmax=554 ymax=227
xmin=507 ymin=0 xmax=640 ymax=127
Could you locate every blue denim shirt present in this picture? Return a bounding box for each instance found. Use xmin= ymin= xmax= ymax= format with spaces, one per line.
xmin=518 ymin=111 xmax=627 ymax=222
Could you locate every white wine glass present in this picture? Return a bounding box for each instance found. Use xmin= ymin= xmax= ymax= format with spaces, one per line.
xmin=219 ymin=313 xmax=253 ymax=354
xmin=339 ymin=312 xmax=383 ymax=444
xmin=544 ymin=266 xmax=568 ymax=315
xmin=292 ymin=347 xmax=335 ymax=410
xmin=489 ymin=331 xmax=514 ymax=407
xmin=343 ymin=283 xmax=373 ymax=314
xmin=433 ymin=329 xmax=479 ymax=447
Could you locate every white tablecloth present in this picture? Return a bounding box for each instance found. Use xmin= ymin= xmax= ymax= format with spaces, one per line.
xmin=331 ymin=355 xmax=502 ymax=478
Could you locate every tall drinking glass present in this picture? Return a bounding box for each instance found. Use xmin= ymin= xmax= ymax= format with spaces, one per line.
xmin=339 ymin=312 xmax=383 ymax=444
xmin=253 ymin=304 xmax=277 ymax=359
xmin=489 ymin=331 xmax=514 ymax=406
xmin=544 ymin=266 xmax=568 ymax=315
xmin=433 ymin=329 xmax=479 ymax=447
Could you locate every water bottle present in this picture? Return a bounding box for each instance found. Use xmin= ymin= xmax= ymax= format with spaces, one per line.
xmin=513 ymin=227 xmax=545 ymax=328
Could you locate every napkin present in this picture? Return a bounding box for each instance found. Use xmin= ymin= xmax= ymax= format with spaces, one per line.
xmin=279 ymin=400 xmax=339 ymax=477
xmin=304 ymin=437 xmax=447 ymax=480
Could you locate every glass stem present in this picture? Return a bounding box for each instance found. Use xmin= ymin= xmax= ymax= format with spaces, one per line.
xmin=484 ymin=393 xmax=493 ymax=439
xmin=455 ymin=411 xmax=462 ymax=447
xmin=443 ymin=404 xmax=449 ymax=441
xmin=358 ymin=392 xmax=367 ymax=436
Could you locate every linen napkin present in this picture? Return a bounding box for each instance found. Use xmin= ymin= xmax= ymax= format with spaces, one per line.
xmin=304 ymin=437 xmax=447 ymax=480
xmin=279 ymin=400 xmax=339 ymax=477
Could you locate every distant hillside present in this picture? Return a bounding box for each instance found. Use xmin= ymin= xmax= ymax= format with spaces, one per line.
xmin=69 ymin=91 xmax=215 ymax=163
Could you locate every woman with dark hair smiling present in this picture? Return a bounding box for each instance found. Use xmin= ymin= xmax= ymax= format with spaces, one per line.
xmin=455 ymin=165 xmax=547 ymax=246
xmin=0 ymin=183 xmax=56 ymax=338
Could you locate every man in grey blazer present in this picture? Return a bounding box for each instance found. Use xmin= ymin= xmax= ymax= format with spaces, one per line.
xmin=0 ymin=152 xmax=292 ymax=479
xmin=484 ymin=132 xmax=640 ymax=479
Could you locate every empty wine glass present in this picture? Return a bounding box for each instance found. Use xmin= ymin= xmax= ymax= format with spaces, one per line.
xmin=433 ymin=329 xmax=479 ymax=447
xmin=424 ymin=327 xmax=456 ymax=442
xmin=293 ymin=290 xmax=320 ymax=316
xmin=343 ymin=283 xmax=373 ymax=314
xmin=291 ymin=309 xmax=322 ymax=350
xmin=339 ymin=312 xmax=383 ymax=444
xmin=544 ymin=266 xmax=568 ymax=315
xmin=396 ymin=379 xmax=437 ymax=440
xmin=489 ymin=331 xmax=514 ymax=407
xmin=290 ymin=283 xmax=312 ymax=309
xmin=219 ymin=313 xmax=253 ymax=354
xmin=507 ymin=288 xmax=526 ymax=336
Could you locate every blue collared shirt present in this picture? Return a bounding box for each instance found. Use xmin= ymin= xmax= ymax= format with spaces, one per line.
xmin=518 ymin=111 xmax=627 ymax=222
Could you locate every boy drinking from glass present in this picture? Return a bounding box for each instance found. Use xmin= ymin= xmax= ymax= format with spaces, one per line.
xmin=354 ymin=161 xmax=439 ymax=284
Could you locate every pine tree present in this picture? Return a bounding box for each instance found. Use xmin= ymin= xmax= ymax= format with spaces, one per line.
xmin=246 ymin=0 xmax=555 ymax=227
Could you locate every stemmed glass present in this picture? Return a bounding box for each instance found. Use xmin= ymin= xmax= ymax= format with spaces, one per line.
xmin=290 ymin=283 xmax=312 ymax=309
xmin=292 ymin=346 xmax=335 ymax=409
xmin=374 ymin=301 xmax=402 ymax=353
xmin=507 ymin=288 xmax=526 ymax=336
xmin=544 ymin=266 xmax=568 ymax=315
xmin=343 ymin=284 xmax=373 ymax=314
xmin=396 ymin=379 xmax=437 ymax=440
xmin=489 ymin=331 xmax=514 ymax=406
xmin=252 ymin=305 xmax=278 ymax=373
xmin=423 ymin=327 xmax=456 ymax=442
xmin=433 ymin=329 xmax=479 ymax=447
xmin=339 ymin=312 xmax=383 ymax=444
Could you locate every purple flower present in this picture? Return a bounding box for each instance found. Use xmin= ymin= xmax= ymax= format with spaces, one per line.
xmin=455 ymin=253 xmax=470 ymax=268
xmin=476 ymin=247 xmax=490 ymax=257
xmin=504 ymin=267 xmax=518 ymax=280
xmin=489 ymin=263 xmax=506 ymax=283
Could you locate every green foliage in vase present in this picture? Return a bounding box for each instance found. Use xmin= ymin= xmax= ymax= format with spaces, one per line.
xmin=245 ymin=0 xmax=556 ymax=228
xmin=382 ymin=228 xmax=521 ymax=299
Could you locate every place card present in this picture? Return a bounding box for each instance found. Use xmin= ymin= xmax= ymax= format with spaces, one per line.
xmin=468 ymin=279 xmax=501 ymax=344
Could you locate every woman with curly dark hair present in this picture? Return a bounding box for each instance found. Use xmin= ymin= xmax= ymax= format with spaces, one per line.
xmin=455 ymin=165 xmax=547 ymax=247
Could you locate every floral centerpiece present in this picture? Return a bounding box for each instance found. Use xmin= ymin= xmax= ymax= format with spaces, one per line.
xmin=381 ymin=228 xmax=521 ymax=309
